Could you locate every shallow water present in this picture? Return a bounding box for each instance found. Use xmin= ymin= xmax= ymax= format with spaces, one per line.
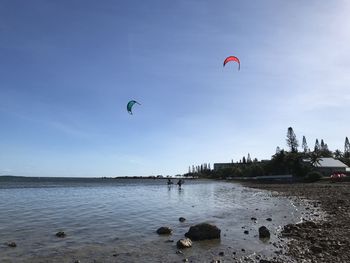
xmin=0 ymin=178 xmax=302 ymax=262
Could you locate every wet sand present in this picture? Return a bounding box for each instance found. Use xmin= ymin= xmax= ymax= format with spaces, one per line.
xmin=244 ymin=181 xmax=350 ymax=263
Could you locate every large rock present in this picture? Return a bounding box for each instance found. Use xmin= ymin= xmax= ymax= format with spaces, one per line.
xmin=259 ymin=226 xmax=270 ymax=239
xmin=156 ymin=226 xmax=172 ymax=235
xmin=7 ymin=242 xmax=17 ymax=247
xmin=176 ymin=238 xmax=192 ymax=249
xmin=55 ymin=231 xmax=66 ymax=238
xmin=185 ymin=223 xmax=221 ymax=240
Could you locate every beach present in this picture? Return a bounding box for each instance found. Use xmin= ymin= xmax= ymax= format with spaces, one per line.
xmin=244 ymin=181 xmax=350 ymax=263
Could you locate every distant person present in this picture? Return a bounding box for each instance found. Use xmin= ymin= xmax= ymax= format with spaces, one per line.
xmin=177 ymin=179 xmax=183 ymax=188
xmin=167 ymin=179 xmax=173 ymax=185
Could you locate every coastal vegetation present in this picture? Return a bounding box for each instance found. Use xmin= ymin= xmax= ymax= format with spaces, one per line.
xmin=184 ymin=127 xmax=350 ymax=180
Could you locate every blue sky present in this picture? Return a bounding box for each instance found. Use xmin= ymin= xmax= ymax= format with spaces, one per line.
xmin=1 ymin=0 xmax=349 ymax=177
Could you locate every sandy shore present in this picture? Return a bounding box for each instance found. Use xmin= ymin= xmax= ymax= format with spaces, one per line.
xmin=244 ymin=181 xmax=350 ymax=263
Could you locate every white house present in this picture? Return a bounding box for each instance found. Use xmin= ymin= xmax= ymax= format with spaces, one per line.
xmin=312 ymin=158 xmax=348 ymax=176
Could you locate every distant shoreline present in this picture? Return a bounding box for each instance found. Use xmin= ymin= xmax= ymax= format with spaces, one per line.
xmin=0 ymin=175 xmax=199 ymax=180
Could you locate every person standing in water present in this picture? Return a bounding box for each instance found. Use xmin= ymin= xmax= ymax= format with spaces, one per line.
xmin=177 ymin=179 xmax=183 ymax=188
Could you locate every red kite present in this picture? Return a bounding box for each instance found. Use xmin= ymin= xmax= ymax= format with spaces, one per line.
xmin=223 ymin=56 xmax=240 ymax=70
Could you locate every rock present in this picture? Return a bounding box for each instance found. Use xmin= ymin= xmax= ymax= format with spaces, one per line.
xmin=251 ymin=217 xmax=257 ymax=221
xmin=183 ymin=259 xmax=189 ymax=262
xmin=266 ymin=218 xmax=272 ymax=221
xmin=244 ymin=230 xmax=249 ymax=234
xmin=176 ymin=250 xmax=183 ymax=255
xmin=7 ymin=242 xmax=17 ymax=247
xmin=177 ymin=238 xmax=192 ymax=249
xmin=164 ymin=239 xmax=174 ymax=243
xmin=73 ymin=260 xmax=80 ymax=263
xmin=241 ymin=248 xmax=245 ymax=252
xmin=55 ymin=231 xmax=66 ymax=238
xmin=156 ymin=227 xmax=172 ymax=235
xmin=258 ymin=226 xmax=270 ymax=239
xmin=185 ymin=223 xmax=221 ymax=240
xmin=310 ymin=245 xmax=323 ymax=254
xmin=179 ymin=217 xmax=186 ymax=222
xmin=219 ymin=251 xmax=224 ymax=256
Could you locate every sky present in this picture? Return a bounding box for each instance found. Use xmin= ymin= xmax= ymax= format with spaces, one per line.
xmin=1 ymin=0 xmax=349 ymax=177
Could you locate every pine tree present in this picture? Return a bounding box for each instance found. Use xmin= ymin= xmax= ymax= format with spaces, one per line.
xmin=247 ymin=153 xmax=252 ymax=163
xmin=302 ymin=136 xmax=308 ymax=153
xmin=314 ymin=139 xmax=320 ymax=153
xmin=320 ymin=139 xmax=325 ymax=150
xmin=286 ymin=127 xmax=299 ymax=152
xmin=345 ymin=137 xmax=350 ymax=158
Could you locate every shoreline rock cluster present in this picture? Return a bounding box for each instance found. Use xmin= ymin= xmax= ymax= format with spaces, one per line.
xmin=245 ymin=181 xmax=350 ymax=262
xmin=156 ymin=222 xmax=221 ymax=249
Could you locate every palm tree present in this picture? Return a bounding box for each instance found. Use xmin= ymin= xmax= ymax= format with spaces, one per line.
xmin=310 ymin=152 xmax=322 ymax=166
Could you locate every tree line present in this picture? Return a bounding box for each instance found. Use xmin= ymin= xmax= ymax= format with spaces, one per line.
xmin=184 ymin=127 xmax=350 ymax=179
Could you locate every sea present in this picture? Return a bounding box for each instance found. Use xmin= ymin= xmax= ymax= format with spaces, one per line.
xmin=0 ymin=177 xmax=304 ymax=262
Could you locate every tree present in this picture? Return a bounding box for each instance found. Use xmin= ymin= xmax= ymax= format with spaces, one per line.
xmin=345 ymin=137 xmax=350 ymax=158
xmin=302 ymin=136 xmax=308 ymax=153
xmin=242 ymin=156 xmax=246 ymax=164
xmin=314 ymin=139 xmax=320 ymax=153
xmin=276 ymin=146 xmax=281 ymax=154
xmin=334 ymin=149 xmax=343 ymax=159
xmin=286 ymin=127 xmax=299 ymax=152
xmin=247 ymin=153 xmax=252 ymax=163
xmin=320 ymin=139 xmax=325 ymax=150
xmin=310 ymin=151 xmax=321 ymax=166
xmin=319 ymin=140 xmax=332 ymax=157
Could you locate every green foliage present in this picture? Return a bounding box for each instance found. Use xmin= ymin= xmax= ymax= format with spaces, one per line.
xmin=185 ymin=128 xmax=348 ymax=180
xmin=286 ymin=127 xmax=299 ymax=152
xmin=304 ymin=171 xmax=322 ymax=183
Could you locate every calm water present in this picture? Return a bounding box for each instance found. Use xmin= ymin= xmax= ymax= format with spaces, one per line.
xmin=0 ymin=177 xmax=302 ymax=262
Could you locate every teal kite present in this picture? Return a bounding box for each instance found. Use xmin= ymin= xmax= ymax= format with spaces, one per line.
xmin=127 ymin=100 xmax=141 ymax=115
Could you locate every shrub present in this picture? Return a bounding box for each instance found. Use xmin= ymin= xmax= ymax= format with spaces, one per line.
xmin=304 ymin=171 xmax=322 ymax=182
